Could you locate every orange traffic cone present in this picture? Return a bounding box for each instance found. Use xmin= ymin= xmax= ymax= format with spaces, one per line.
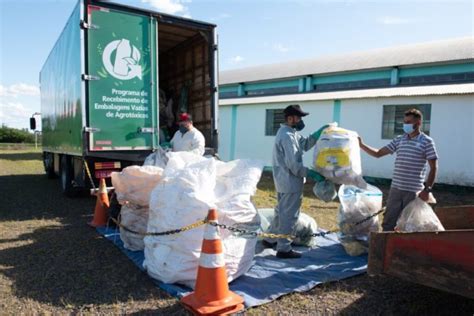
xmin=89 ymin=178 xmax=110 ymax=227
xmin=180 ymin=209 xmax=245 ymax=315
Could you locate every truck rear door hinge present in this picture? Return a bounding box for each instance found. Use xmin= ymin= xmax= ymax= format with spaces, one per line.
xmin=84 ymin=127 xmax=101 ymax=133
xmin=138 ymin=127 xmax=155 ymax=134
xmin=82 ymin=74 xmax=100 ymax=81
xmin=80 ymin=20 xmax=99 ymax=30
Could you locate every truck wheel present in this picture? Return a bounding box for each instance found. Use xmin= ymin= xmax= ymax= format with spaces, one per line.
xmin=44 ymin=153 xmax=56 ymax=179
xmin=60 ymin=155 xmax=77 ymax=197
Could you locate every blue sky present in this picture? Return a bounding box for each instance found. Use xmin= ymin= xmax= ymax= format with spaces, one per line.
xmin=0 ymin=0 xmax=472 ymax=129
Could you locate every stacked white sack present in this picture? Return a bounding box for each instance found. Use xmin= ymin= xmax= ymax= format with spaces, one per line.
xmin=111 ymin=165 xmax=164 ymax=251
xmin=214 ymin=159 xmax=262 ymax=280
xmin=143 ymin=152 xmax=263 ymax=288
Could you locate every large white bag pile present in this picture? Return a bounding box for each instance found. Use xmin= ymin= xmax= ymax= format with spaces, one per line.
xmin=258 ymin=208 xmax=318 ymax=247
xmin=338 ymin=184 xmax=382 ymax=256
xmin=111 ymin=165 xmax=164 ymax=251
xmin=396 ymin=198 xmax=445 ymax=232
xmin=313 ymin=124 xmax=366 ymax=188
xmin=143 ymin=152 xmax=263 ymax=288
xmin=143 ymin=147 xmax=169 ymax=168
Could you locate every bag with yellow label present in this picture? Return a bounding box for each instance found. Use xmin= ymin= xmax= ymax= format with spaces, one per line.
xmin=313 ymin=123 xmax=366 ymax=188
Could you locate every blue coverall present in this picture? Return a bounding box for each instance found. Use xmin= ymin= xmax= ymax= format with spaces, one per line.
xmin=264 ymin=124 xmax=317 ymax=252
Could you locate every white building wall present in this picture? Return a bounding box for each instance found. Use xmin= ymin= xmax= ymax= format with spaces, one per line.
xmin=219 ymin=94 xmax=474 ymax=186
xmin=340 ymin=95 xmax=474 ymax=186
xmin=219 ymin=101 xmax=332 ymax=166
xmin=218 ymin=105 xmax=232 ymax=160
xmin=430 ymin=95 xmax=474 ymax=186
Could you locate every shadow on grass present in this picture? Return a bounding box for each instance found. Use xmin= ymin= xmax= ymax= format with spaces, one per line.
xmin=0 ymin=173 xmax=186 ymax=311
xmin=299 ymin=274 xmax=474 ymax=315
xmin=0 ymin=174 xmax=83 ymax=221
xmin=129 ymin=307 xmax=191 ymax=316
xmin=0 ymin=151 xmax=43 ymax=161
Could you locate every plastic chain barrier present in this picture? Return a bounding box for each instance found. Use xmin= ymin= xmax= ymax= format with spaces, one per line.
xmin=110 ymin=208 xmax=386 ymax=240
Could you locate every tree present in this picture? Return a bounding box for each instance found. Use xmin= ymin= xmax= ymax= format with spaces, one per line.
xmin=0 ymin=125 xmax=35 ymax=143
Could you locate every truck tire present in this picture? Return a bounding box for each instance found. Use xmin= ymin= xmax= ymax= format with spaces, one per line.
xmin=60 ymin=155 xmax=77 ymax=197
xmin=44 ymin=153 xmax=56 ymax=179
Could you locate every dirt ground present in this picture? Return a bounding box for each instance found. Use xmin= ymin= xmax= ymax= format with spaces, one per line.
xmin=0 ymin=148 xmax=473 ymax=315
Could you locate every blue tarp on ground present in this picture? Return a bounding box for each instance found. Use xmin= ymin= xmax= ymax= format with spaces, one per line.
xmin=97 ymin=227 xmax=367 ymax=308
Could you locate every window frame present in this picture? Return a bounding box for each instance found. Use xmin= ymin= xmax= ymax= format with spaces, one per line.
xmin=265 ymin=108 xmax=286 ymax=136
xmin=381 ymin=104 xmax=432 ymax=139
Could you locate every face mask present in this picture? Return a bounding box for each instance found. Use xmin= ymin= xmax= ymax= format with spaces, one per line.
xmin=403 ymin=123 xmax=414 ymax=134
xmin=293 ymin=119 xmax=305 ymax=131
xmin=179 ymin=125 xmax=189 ymax=134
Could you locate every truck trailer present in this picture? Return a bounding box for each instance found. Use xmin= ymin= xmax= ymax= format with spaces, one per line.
xmin=32 ymin=0 xmax=219 ymax=195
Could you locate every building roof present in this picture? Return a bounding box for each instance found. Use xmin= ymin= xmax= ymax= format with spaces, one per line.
xmin=220 ymin=37 xmax=474 ymax=85
xmin=219 ymin=83 xmax=474 ymax=106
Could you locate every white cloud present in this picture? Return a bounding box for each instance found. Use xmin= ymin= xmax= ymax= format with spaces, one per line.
xmin=0 ymin=83 xmax=40 ymax=98
xmin=141 ymin=0 xmax=191 ymax=17
xmin=229 ymin=56 xmax=244 ymax=64
xmin=273 ymin=43 xmax=291 ymax=53
xmin=377 ymin=16 xmax=413 ymax=25
xmin=0 ymin=100 xmax=41 ymax=130
xmin=0 ymin=101 xmax=30 ymax=120
xmin=0 ymin=83 xmax=41 ymax=129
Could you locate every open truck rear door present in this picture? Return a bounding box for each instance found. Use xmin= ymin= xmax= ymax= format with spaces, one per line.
xmin=85 ymin=5 xmax=158 ymax=151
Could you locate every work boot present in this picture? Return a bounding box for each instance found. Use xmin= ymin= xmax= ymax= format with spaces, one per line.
xmin=261 ymin=240 xmax=276 ymax=249
xmin=276 ymin=249 xmax=302 ymax=259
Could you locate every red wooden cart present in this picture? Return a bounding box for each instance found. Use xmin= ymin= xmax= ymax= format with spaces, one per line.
xmin=368 ymin=205 xmax=474 ymax=299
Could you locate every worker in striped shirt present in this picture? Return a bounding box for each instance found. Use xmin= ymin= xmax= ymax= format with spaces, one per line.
xmin=358 ymin=108 xmax=438 ymax=231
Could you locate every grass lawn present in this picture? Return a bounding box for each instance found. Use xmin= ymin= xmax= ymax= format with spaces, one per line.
xmin=1 ymin=147 xmax=473 ymax=315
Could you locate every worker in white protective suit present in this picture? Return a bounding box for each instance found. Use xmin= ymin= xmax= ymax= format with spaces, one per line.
xmin=263 ymin=104 xmax=328 ymax=259
xmin=169 ymin=113 xmax=205 ymax=156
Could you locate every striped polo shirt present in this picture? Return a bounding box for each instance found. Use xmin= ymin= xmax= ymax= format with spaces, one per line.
xmin=384 ymin=132 xmax=438 ymax=192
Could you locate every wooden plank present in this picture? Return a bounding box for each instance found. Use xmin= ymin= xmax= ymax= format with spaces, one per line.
xmin=201 ymin=42 xmax=206 ymax=122
xmin=434 ymin=205 xmax=474 ymax=230
xmin=162 ymin=34 xmax=204 ymax=57
xmin=368 ymin=230 xmax=474 ymax=299
xmin=158 ymin=29 xmax=191 ymax=38
xmin=157 ymin=30 xmax=213 ymax=146
xmin=158 ymin=24 xmax=197 ymax=37
xmin=367 ymin=232 xmax=387 ymax=275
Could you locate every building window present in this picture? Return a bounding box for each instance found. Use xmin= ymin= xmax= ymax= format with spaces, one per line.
xmin=382 ymin=104 xmax=431 ymax=139
xmin=398 ymin=72 xmax=474 ymax=86
xmin=265 ymin=109 xmax=286 ymax=136
xmin=247 ymin=86 xmax=299 ymax=97
xmin=219 ymin=91 xmax=238 ymax=99
xmin=314 ymin=79 xmax=390 ymax=92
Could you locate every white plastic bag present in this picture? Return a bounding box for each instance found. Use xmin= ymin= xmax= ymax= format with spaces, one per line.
xmin=313 ymin=180 xmax=337 ymax=202
xmin=143 ymin=152 xmax=264 ymax=288
xmin=313 ymin=124 xmax=367 ymax=188
xmin=111 ymin=165 xmax=164 ymax=206
xmin=258 ymin=208 xmax=318 ymax=247
xmin=111 ymin=165 xmax=164 ymax=251
xmin=119 ymin=205 xmax=149 ymax=251
xmin=214 ymin=159 xmax=262 ymax=281
xmin=395 ymin=198 xmax=445 ymax=232
xmin=338 ymin=184 xmax=382 ymax=256
xmin=143 ymin=147 xmax=169 ymax=168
